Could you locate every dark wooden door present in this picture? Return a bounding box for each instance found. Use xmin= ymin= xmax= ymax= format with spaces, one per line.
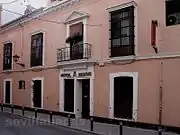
xmin=64 ymin=79 xmax=74 ymax=112
xmin=5 ymin=81 xmax=11 ymax=104
xmin=33 ymin=80 xmax=42 ymax=108
xmin=114 ymin=77 xmax=133 ymax=119
xmin=82 ymin=79 xmax=90 ymax=118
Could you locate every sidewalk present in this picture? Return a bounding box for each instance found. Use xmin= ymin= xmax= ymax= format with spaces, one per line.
xmin=1 ymin=107 xmax=178 ymax=135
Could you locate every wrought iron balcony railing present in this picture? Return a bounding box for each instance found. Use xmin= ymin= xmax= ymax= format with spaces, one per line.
xmin=57 ymin=43 xmax=92 ymax=62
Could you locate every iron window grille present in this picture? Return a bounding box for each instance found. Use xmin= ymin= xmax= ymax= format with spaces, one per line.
xmin=30 ymin=33 xmax=43 ymax=67
xmin=166 ymin=0 xmax=180 ymax=26
xmin=3 ymin=43 xmax=12 ymax=70
xmin=19 ymin=80 xmax=25 ymax=89
xmin=110 ymin=6 xmax=135 ymax=57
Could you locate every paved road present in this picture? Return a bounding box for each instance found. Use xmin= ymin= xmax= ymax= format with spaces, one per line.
xmin=0 ymin=112 xmax=96 ymax=135
xmin=0 ymin=111 xmax=178 ymax=135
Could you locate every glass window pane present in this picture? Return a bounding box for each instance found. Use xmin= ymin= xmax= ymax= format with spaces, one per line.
xmin=112 ymin=38 xmax=121 ymax=46
xmin=121 ymin=19 xmax=130 ymax=27
xmin=121 ymin=27 xmax=130 ymax=36
xmin=121 ymin=37 xmax=130 ymax=45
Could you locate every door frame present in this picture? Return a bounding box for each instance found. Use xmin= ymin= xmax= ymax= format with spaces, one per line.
xmin=3 ymin=78 xmax=12 ymax=104
xmin=31 ymin=77 xmax=44 ymax=109
xmin=109 ymin=72 xmax=138 ymax=121
xmin=59 ymin=76 xmax=94 ymax=117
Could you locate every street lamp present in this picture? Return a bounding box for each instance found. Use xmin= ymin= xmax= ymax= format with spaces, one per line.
xmin=13 ymin=54 xmax=25 ymax=67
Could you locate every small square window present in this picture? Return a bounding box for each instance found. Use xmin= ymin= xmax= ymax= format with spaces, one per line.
xmin=19 ymin=80 xmax=25 ymax=89
xmin=166 ymin=0 xmax=180 ymax=26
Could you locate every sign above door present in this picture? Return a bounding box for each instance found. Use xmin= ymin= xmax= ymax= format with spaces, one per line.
xmin=60 ymin=71 xmax=92 ymax=78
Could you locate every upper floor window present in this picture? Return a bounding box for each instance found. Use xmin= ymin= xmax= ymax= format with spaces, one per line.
xmin=110 ymin=6 xmax=135 ymax=57
xmin=3 ymin=42 xmax=12 ymax=70
xmin=30 ymin=32 xmax=43 ymax=67
xmin=166 ymin=0 xmax=180 ymax=26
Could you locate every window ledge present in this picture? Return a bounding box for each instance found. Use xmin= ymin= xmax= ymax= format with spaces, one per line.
xmin=30 ymin=66 xmax=45 ymax=71
xmin=57 ymin=59 xmax=97 ymax=67
xmin=110 ymin=55 xmax=136 ymax=62
xmin=1 ymin=69 xmax=13 ymax=74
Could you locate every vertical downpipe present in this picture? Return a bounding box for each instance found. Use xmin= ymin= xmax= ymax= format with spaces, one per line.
xmin=159 ymin=61 xmax=163 ymax=125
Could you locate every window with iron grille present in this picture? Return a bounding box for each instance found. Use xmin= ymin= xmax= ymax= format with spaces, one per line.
xmin=166 ymin=0 xmax=180 ymax=26
xmin=3 ymin=42 xmax=12 ymax=70
xmin=30 ymin=33 xmax=43 ymax=67
xmin=19 ymin=80 xmax=25 ymax=89
xmin=110 ymin=6 xmax=135 ymax=57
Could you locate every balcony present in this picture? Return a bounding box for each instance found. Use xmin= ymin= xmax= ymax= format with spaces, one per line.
xmin=110 ymin=45 xmax=135 ymax=57
xmin=57 ymin=43 xmax=92 ymax=62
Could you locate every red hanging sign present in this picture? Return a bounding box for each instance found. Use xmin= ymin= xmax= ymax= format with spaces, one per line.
xmin=151 ymin=20 xmax=158 ymax=53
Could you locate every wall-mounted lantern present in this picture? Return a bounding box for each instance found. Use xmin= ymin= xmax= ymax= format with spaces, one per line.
xmin=13 ymin=54 xmax=25 ymax=67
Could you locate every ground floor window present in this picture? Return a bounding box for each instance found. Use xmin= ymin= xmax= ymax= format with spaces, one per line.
xmin=64 ymin=79 xmax=74 ymax=112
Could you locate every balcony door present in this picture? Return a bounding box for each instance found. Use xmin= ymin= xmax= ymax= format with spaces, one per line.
xmin=69 ymin=22 xmax=83 ymax=60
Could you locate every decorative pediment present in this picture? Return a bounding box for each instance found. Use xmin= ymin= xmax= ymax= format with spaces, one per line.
xmin=64 ymin=11 xmax=89 ymax=24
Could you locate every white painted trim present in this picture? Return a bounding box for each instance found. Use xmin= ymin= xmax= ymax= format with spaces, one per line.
xmin=3 ymin=52 xmax=180 ymax=74
xmin=90 ymin=77 xmax=94 ymax=116
xmin=74 ymin=78 xmax=77 ymax=114
xmin=66 ymin=24 xmax=70 ymax=47
xmin=30 ymin=31 xmax=46 ymax=67
xmin=59 ymin=74 xmax=64 ymax=112
xmin=109 ymin=72 xmax=138 ymax=121
xmin=83 ymin=18 xmax=88 ymax=58
xmin=59 ymin=65 xmax=94 ymax=117
xmin=64 ymin=10 xmax=89 ymax=24
xmin=134 ymin=3 xmax=138 ymax=56
xmin=107 ymin=1 xmax=137 ymax=12
xmin=83 ymin=18 xmax=87 ymax=44
xmin=3 ymin=79 xmax=12 ymax=104
xmin=31 ymin=77 xmax=44 ymax=109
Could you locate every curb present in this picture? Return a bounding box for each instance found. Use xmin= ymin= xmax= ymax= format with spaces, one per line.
xmin=1 ymin=111 xmax=102 ymax=135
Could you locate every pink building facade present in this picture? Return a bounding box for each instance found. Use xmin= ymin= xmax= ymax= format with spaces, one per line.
xmin=0 ymin=0 xmax=180 ymax=127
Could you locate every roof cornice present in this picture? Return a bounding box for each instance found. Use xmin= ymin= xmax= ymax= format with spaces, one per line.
xmin=0 ymin=0 xmax=82 ymax=33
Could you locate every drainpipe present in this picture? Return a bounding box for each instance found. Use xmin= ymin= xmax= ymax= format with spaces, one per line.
xmin=152 ymin=20 xmax=163 ymax=125
xmin=159 ymin=60 xmax=163 ymax=125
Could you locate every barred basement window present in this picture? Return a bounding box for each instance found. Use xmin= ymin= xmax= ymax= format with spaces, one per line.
xmin=30 ymin=32 xmax=43 ymax=67
xmin=110 ymin=6 xmax=135 ymax=57
xmin=19 ymin=80 xmax=25 ymax=89
xmin=166 ymin=0 xmax=180 ymax=26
